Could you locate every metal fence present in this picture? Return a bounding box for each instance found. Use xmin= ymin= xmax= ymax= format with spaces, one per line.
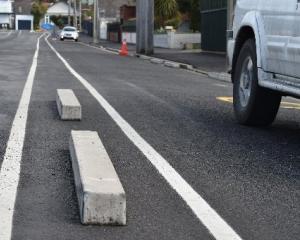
xmin=201 ymin=0 xmax=227 ymax=52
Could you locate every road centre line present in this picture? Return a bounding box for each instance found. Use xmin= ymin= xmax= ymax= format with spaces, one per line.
xmin=0 ymin=33 xmax=45 ymax=240
xmin=45 ymin=34 xmax=243 ymax=240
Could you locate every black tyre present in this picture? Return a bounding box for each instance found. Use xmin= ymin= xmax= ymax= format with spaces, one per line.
xmin=233 ymin=39 xmax=281 ymax=126
xmin=60 ymin=38 xmax=64 ymax=41
xmin=75 ymin=38 xmax=78 ymax=42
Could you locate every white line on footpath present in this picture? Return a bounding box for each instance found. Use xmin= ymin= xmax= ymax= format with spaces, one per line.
xmin=45 ymin=34 xmax=243 ymax=240
xmin=0 ymin=33 xmax=45 ymax=240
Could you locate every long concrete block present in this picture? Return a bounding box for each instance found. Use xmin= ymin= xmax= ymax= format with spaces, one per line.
xmin=69 ymin=130 xmax=126 ymax=225
xmin=56 ymin=89 xmax=81 ymax=120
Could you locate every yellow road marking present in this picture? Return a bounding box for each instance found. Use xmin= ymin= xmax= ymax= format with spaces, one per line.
xmin=216 ymin=97 xmax=233 ymax=103
xmin=217 ymin=97 xmax=300 ymax=110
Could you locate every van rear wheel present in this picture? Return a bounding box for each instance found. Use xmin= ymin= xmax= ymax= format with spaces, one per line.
xmin=233 ymin=39 xmax=281 ymax=126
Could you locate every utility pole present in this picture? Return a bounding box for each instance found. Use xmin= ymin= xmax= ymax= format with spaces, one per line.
xmin=93 ymin=0 xmax=99 ymax=43
xmin=79 ymin=0 xmax=82 ymax=31
xmin=73 ymin=0 xmax=77 ymax=28
xmin=68 ymin=0 xmax=71 ymax=25
xmin=136 ymin=0 xmax=154 ymax=55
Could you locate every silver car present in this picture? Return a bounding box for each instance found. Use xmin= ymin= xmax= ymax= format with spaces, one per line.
xmin=60 ymin=26 xmax=79 ymax=42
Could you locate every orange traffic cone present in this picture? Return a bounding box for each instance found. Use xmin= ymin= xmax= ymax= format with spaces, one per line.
xmin=119 ymin=39 xmax=128 ymax=56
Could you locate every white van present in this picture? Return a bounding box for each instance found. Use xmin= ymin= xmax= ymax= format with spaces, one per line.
xmin=227 ymin=0 xmax=300 ymax=126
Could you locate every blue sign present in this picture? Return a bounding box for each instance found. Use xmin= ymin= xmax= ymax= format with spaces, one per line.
xmin=41 ymin=23 xmax=54 ymax=30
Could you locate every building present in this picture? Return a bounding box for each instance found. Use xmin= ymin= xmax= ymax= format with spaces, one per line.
xmin=44 ymin=1 xmax=78 ymax=25
xmin=14 ymin=0 xmax=34 ymax=30
xmin=98 ymin=0 xmax=135 ymax=20
xmin=97 ymin=0 xmax=135 ymax=39
xmin=0 ymin=0 xmax=14 ymax=29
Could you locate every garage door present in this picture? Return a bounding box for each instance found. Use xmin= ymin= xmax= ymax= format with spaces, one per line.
xmin=18 ymin=20 xmax=31 ymax=30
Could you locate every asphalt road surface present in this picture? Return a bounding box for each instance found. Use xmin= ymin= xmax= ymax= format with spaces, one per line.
xmin=0 ymin=31 xmax=299 ymax=240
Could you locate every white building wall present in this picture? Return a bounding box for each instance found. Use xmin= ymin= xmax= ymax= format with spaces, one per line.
xmin=0 ymin=1 xmax=12 ymax=13
xmin=0 ymin=0 xmax=13 ymax=27
xmin=122 ymin=32 xmax=136 ymax=44
xmin=153 ymin=34 xmax=169 ymax=48
xmin=122 ymin=31 xmax=201 ymax=49
xmin=0 ymin=14 xmax=10 ymax=24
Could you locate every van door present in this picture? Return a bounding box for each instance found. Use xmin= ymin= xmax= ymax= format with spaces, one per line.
xmin=286 ymin=0 xmax=300 ymax=79
xmin=259 ymin=0 xmax=297 ymax=77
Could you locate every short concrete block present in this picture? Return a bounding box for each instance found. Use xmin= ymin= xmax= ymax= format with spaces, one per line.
xmin=164 ymin=61 xmax=180 ymax=68
xmin=69 ymin=131 xmax=126 ymax=225
xmin=56 ymin=89 xmax=81 ymax=120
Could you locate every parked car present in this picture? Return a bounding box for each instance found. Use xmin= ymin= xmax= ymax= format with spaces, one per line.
xmin=227 ymin=0 xmax=300 ymax=126
xmin=60 ymin=26 xmax=79 ymax=42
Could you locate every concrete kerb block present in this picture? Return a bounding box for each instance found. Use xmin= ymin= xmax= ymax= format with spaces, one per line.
xmin=208 ymin=72 xmax=231 ymax=83
xmin=56 ymin=89 xmax=82 ymax=120
xmin=69 ymin=131 xmax=126 ymax=225
xmin=106 ymin=47 xmax=119 ymax=53
xmin=164 ymin=61 xmax=180 ymax=68
xmin=139 ymin=54 xmax=152 ymax=60
xmin=150 ymin=58 xmax=164 ymax=64
xmin=179 ymin=64 xmax=193 ymax=70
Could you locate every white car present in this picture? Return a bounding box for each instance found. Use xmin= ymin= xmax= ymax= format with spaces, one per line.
xmin=60 ymin=26 xmax=79 ymax=41
xmin=227 ymin=0 xmax=300 ymax=126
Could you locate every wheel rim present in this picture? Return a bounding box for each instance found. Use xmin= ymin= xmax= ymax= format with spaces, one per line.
xmin=239 ymin=56 xmax=253 ymax=107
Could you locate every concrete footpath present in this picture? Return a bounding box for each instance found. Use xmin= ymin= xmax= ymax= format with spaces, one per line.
xmin=78 ymin=34 xmax=230 ymax=82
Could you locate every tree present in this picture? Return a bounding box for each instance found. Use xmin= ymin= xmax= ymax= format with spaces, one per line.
xmin=177 ymin=0 xmax=201 ymax=32
xmin=190 ymin=0 xmax=201 ymax=32
xmin=177 ymin=0 xmax=190 ymax=13
xmin=31 ymin=1 xmax=47 ymax=30
xmin=155 ymin=0 xmax=178 ymax=28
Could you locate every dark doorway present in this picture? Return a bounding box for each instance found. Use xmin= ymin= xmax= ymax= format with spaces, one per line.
xmin=18 ymin=20 xmax=31 ymax=30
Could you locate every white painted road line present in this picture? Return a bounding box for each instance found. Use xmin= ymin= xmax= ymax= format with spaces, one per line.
xmin=0 ymin=33 xmax=45 ymax=240
xmin=45 ymin=35 xmax=243 ymax=240
xmin=69 ymin=131 xmax=126 ymax=225
xmin=0 ymin=31 xmax=12 ymax=39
